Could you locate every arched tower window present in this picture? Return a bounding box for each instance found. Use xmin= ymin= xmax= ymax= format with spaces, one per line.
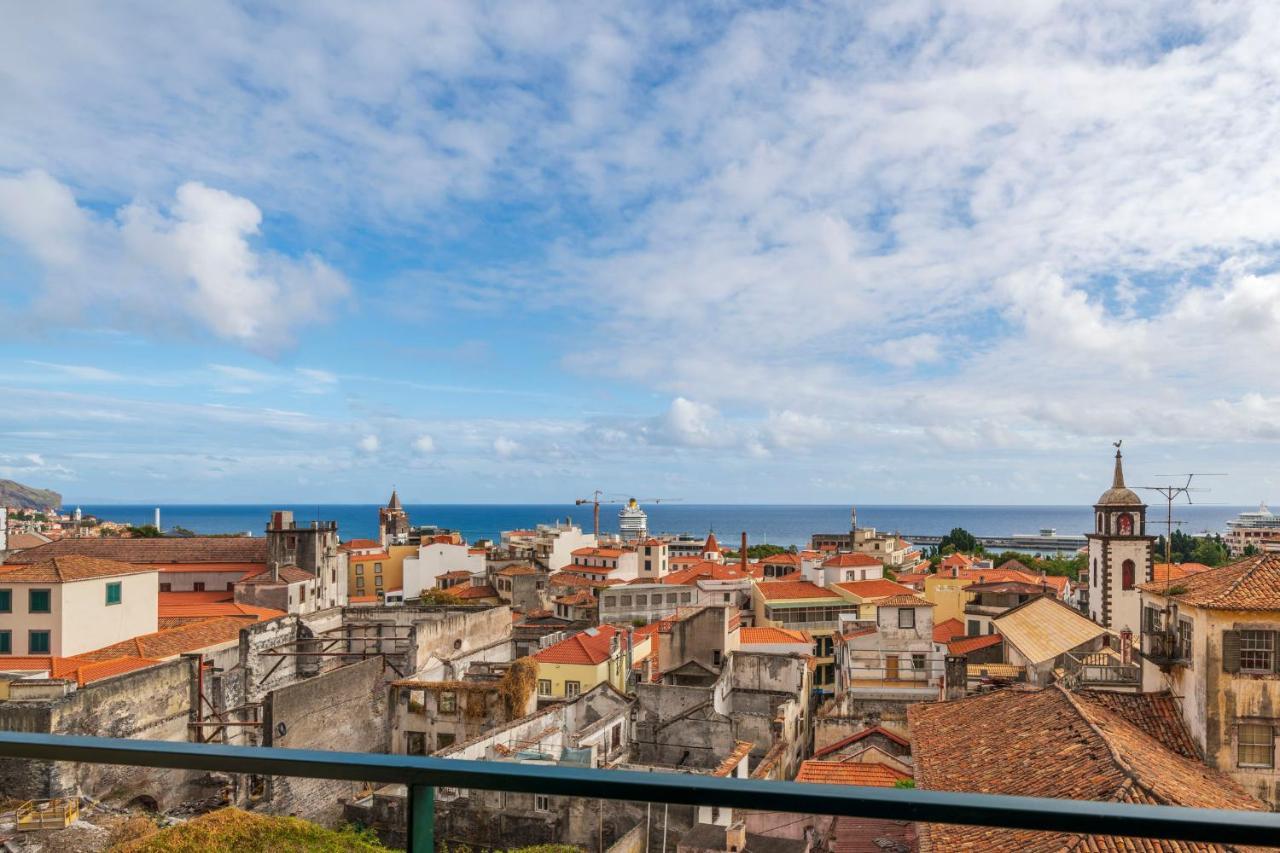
xmin=1122 ymin=559 xmax=1136 ymax=590
xmin=1097 ymin=512 xmax=1104 ymax=533
xmin=1118 ymin=513 xmax=1133 ymax=536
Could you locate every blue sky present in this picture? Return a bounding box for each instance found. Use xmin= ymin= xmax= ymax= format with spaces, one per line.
xmin=1 ymin=2 xmax=1280 ymax=505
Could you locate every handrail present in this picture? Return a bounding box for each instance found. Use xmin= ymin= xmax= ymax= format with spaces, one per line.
xmin=0 ymin=732 xmax=1277 ymax=850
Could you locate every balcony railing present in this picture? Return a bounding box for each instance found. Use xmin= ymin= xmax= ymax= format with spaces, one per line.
xmin=0 ymin=732 xmax=1277 ymax=851
xmin=1063 ymin=651 xmax=1140 ymax=686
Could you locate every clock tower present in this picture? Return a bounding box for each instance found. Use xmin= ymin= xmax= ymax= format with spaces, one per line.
xmin=1086 ymin=444 xmax=1155 ymax=631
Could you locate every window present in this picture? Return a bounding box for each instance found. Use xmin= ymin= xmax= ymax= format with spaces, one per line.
xmin=159 ymin=583 xmax=171 ymax=593
xmin=912 ymin=653 xmax=926 ymax=670
xmin=565 ymin=680 xmax=581 ymax=697
xmin=28 ymin=589 xmax=51 ymax=614
xmin=374 ymin=563 xmax=383 ymax=574
xmin=967 ymin=619 xmax=980 ymax=635
xmin=375 ymin=576 xmax=383 ymax=588
xmin=299 ymin=586 xmax=306 ymax=603
xmin=1143 ymin=605 xmax=1161 ymax=634
xmin=193 ymin=582 xmax=205 ymax=592
xmin=538 ymin=679 xmax=552 ymax=696
xmin=620 ymin=595 xmax=633 ymax=606
xmin=681 ymin=592 xmax=691 ymax=602
xmin=667 ymin=593 xmax=678 ymax=604
xmin=636 ymin=595 xmax=647 ymax=605
xmin=1238 ymin=724 xmax=1275 ymax=768
xmin=1178 ymin=619 xmax=1193 ymax=660
xmin=356 ymin=565 xmax=364 ymax=575
xmin=28 ymin=630 xmax=50 ymax=654
xmin=1241 ymin=630 xmax=1275 ymax=672
xmin=1121 ymin=559 xmax=1135 ymax=590
xmin=898 ymin=607 xmax=915 ymax=629
xmin=105 ymin=582 xmax=122 ymax=605
xmin=712 ymin=650 xmax=722 ymax=667
xmin=0 ymin=590 xmax=10 ymax=613
xmin=439 ymin=691 xmax=457 ymax=713
xmin=535 ymin=794 xmax=551 ymax=812
xmin=644 ymin=560 xmax=652 ymax=572
xmin=0 ymin=631 xmax=10 ymax=654
xmin=722 ymin=593 xmax=731 ymax=603
xmin=356 ymin=577 xmax=365 ymax=589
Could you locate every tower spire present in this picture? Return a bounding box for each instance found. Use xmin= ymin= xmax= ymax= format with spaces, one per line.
xmin=1112 ymin=440 xmax=1125 ymax=489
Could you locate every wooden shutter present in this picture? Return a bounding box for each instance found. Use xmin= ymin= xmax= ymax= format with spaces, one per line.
xmin=1222 ymin=630 xmax=1241 ymax=673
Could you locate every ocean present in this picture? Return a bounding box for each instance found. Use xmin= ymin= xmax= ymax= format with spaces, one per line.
xmin=70 ymin=503 xmax=1250 ymax=547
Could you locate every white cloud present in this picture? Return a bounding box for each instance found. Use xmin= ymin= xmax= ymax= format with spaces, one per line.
xmin=0 ymin=172 xmax=349 ymax=352
xmin=493 ymin=436 xmax=520 ymax=458
xmin=413 ymin=435 xmax=436 ymax=454
xmin=358 ymin=434 xmax=380 ymax=453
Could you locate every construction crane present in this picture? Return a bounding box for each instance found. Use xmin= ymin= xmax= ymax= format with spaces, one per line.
xmin=574 ymin=492 xmax=681 ymax=539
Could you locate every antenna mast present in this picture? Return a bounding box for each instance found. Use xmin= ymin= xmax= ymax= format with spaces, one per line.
xmin=1137 ymin=473 xmax=1224 ymax=576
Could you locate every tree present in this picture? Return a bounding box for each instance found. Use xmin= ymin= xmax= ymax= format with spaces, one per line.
xmin=416 ymin=589 xmax=461 ymax=605
xmin=937 ymin=527 xmax=978 ymax=555
xmin=1191 ymin=536 xmax=1229 ymax=567
xmin=126 ymin=524 xmax=164 ymax=538
xmin=1244 ymin=543 xmax=1260 ymax=557
xmin=722 ymin=544 xmax=795 ymax=560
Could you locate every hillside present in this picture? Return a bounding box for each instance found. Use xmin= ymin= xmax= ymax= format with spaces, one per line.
xmin=0 ymin=479 xmax=61 ymax=510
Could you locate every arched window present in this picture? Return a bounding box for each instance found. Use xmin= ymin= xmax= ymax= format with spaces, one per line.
xmin=1092 ymin=559 xmax=1098 ymax=587
xmin=1118 ymin=513 xmax=1134 ymax=536
xmin=1122 ymin=559 xmax=1136 ymax=590
xmin=1097 ymin=512 xmax=1104 ymax=533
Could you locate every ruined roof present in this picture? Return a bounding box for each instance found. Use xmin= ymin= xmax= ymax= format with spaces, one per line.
xmin=5 ymin=536 xmax=266 ymax=564
xmin=0 ymin=555 xmax=156 ymax=583
xmin=831 ymin=578 xmax=916 ymax=600
xmin=534 ymin=625 xmax=621 ymax=666
xmin=947 ymin=633 xmax=1003 ymax=655
xmin=711 ymin=740 xmax=753 ymax=777
xmin=553 ymin=591 xmax=597 ymax=607
xmin=821 ymin=552 xmax=883 ymax=568
xmin=739 ymin=626 xmax=813 ymax=646
xmin=795 ymin=760 xmax=910 ymax=786
xmin=1139 ymin=554 xmax=1280 ymax=610
xmin=755 ymin=580 xmax=843 ymax=601
xmin=992 ymin=595 xmax=1105 ymax=665
xmin=909 ymin=686 xmax=1262 ymax=851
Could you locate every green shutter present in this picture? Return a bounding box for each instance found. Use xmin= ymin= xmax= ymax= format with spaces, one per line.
xmin=1223 ymin=630 xmax=1241 ymax=673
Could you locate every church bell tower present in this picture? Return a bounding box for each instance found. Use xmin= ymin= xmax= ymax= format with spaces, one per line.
xmin=1086 ymin=444 xmax=1155 ymax=631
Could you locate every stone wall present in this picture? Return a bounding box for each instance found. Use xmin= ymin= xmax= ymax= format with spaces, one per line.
xmin=261 ymin=655 xmax=388 ymax=822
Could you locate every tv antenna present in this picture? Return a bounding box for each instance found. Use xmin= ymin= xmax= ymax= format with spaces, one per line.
xmin=1137 ymin=473 xmax=1226 ymax=568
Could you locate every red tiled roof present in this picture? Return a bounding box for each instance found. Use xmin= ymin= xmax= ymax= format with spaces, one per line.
xmin=0 ymin=555 xmax=155 ymax=583
xmin=0 ymin=656 xmax=55 ymax=672
xmin=755 ymin=580 xmax=842 ymax=601
xmin=712 ymin=741 xmax=753 ymax=777
xmin=661 ymin=561 xmax=750 ymax=585
xmin=5 ymin=537 xmax=266 ymax=564
xmin=341 ymin=539 xmax=382 ymax=550
xmin=932 ymin=617 xmax=965 ymax=643
xmin=57 ymin=656 xmax=163 ymax=686
xmin=909 ymin=686 xmax=1263 ymax=850
xmin=548 ymin=572 xmax=622 ymax=590
xmin=813 ymin=725 xmax=909 ymax=758
xmin=1151 ymin=562 xmax=1217 ymax=584
xmin=454 ymin=584 xmax=498 ymax=600
xmin=874 ymin=594 xmax=935 ymax=607
xmin=759 ymin=553 xmax=801 ymax=566
xmin=349 ymin=551 xmax=390 ymax=562
xmin=554 ymin=591 xmax=597 ymax=607
xmin=948 ymin=633 xmax=1003 ymax=655
xmin=832 ymin=579 xmax=915 ymax=599
xmin=795 ymin=760 xmax=910 ymax=786
xmin=439 ymin=570 xmax=474 ymax=580
xmin=534 ymin=625 xmax=621 ymax=665
xmin=349 ymin=594 xmax=379 ymax=604
xmin=159 ymin=590 xmax=234 ymax=604
xmin=497 ymin=565 xmax=538 ymax=577
xmin=158 ymin=601 xmax=285 ymax=622
xmin=822 ymin=553 xmax=883 ymax=568
xmin=1139 ymin=554 xmax=1280 ymax=610
xmin=74 ymin=617 xmax=251 ymax=662
xmin=571 ymin=547 xmax=625 ymax=558
xmin=153 ymin=562 xmax=266 ymax=574
xmin=239 ymin=565 xmax=316 ymax=585
xmin=702 ymin=532 xmax=720 ymax=554
xmin=739 ymin=626 xmax=813 ymax=646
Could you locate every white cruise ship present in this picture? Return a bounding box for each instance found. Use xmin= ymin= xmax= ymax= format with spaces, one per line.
xmin=1225 ymin=503 xmax=1280 ymax=555
xmin=617 ymin=498 xmax=648 ymax=542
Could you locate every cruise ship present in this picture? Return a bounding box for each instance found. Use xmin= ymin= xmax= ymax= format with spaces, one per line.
xmin=1225 ymin=503 xmax=1280 ymax=555
xmin=617 ymin=498 xmax=648 ymax=542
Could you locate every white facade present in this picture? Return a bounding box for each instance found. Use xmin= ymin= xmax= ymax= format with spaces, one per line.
xmin=0 ymin=507 xmax=6 ymax=553
xmin=617 ymin=499 xmax=648 ymax=542
xmin=0 ymin=570 xmax=158 ymax=657
xmin=635 ymin=540 xmax=669 ymax=580
xmin=1085 ymin=450 xmax=1154 ymax=632
xmin=835 ymin=603 xmax=942 ymax=696
xmin=402 ymin=542 xmax=486 ymax=598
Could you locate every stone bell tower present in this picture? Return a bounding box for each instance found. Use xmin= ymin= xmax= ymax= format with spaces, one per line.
xmin=1086 ymin=443 xmax=1155 ymax=631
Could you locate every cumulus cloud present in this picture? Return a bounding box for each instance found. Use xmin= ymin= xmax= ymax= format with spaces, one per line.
xmin=358 ymin=434 xmax=380 ymax=453
xmin=0 ymin=171 xmax=348 ymax=351
xmin=413 ymin=435 xmax=436 ymax=454
xmin=493 ymin=436 xmax=520 ymax=458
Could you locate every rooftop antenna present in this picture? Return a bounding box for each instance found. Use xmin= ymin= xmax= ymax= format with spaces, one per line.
xmin=1136 ymin=472 xmax=1225 ymax=576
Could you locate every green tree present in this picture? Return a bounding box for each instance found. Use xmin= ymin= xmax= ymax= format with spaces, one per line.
xmin=1191 ymin=536 xmax=1229 ymax=567
xmin=1244 ymin=543 xmax=1260 ymax=557
xmin=937 ymin=527 xmax=978 ymax=554
xmin=126 ymin=525 xmax=164 ymax=538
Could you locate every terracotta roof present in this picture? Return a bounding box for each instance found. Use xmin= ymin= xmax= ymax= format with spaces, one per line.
xmin=993 ymin=596 xmax=1105 ymax=665
xmin=158 ymin=601 xmax=285 ymax=622
xmin=702 ymin=532 xmax=720 ymax=554
xmin=822 ymin=553 xmax=883 ymax=568
xmin=349 ymin=551 xmax=390 ymax=562
xmin=497 ymin=565 xmax=538 ymax=577
xmin=1073 ymin=689 xmax=1200 ymax=760
xmin=535 ymin=625 xmax=621 ymax=666
xmin=340 ymin=539 xmax=382 ymax=550
xmin=0 ymin=555 xmax=155 ymax=583
xmin=4 ymin=532 xmax=52 ymax=550
xmin=932 ymin=617 xmax=965 ymax=644
xmin=571 ymin=547 xmax=625 ymax=558
xmin=739 ymin=626 xmax=813 ymax=646
xmin=548 ymin=572 xmax=622 ymax=590
xmin=759 ymin=553 xmax=800 ymax=566
xmin=832 ymin=579 xmax=916 ymax=600
xmin=152 ymin=562 xmax=264 ymax=574
xmin=712 ymin=740 xmax=753 ymax=777
xmin=661 ymin=561 xmax=751 ymax=585
xmin=939 ymin=554 xmax=974 ymax=569
xmin=813 ymin=725 xmax=910 ymax=758
xmin=873 ymin=594 xmax=935 ymax=607
xmin=74 ymin=617 xmax=250 ymax=662
xmin=948 ymin=633 xmax=1003 ymax=655
xmin=554 ymin=591 xmax=597 ymax=607
xmin=5 ymin=537 xmax=266 ymax=564
xmin=909 ymin=686 xmax=1262 ymax=851
xmin=0 ymin=656 xmax=55 ymax=672
xmin=1139 ymin=554 xmax=1280 ymax=610
xmin=755 ymin=580 xmax=843 ymax=601
xmin=1152 ymin=562 xmax=1214 ymax=583
xmin=159 ymin=590 xmax=233 ymax=604
xmin=795 ymin=760 xmax=910 ymax=786
xmin=996 ymin=559 xmax=1034 ymax=573
xmin=893 ymin=572 xmax=930 ymax=587
xmin=439 ymin=570 xmax=474 ymax=580
xmin=56 ymin=656 xmax=162 ymax=686
xmin=454 ymin=584 xmax=498 ymax=600
xmin=830 ymin=815 xmax=915 ymax=853
xmin=239 ymin=565 xmax=316 ymax=585
xmin=348 ymin=594 xmax=379 ymax=604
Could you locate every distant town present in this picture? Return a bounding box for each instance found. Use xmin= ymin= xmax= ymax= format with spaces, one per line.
xmin=0 ymin=447 xmax=1277 ymax=849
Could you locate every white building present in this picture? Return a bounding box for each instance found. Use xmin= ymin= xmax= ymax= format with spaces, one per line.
xmin=1225 ymin=504 xmax=1280 ymax=556
xmin=635 ymin=538 xmax=669 ymax=580
xmin=0 ymin=556 xmax=158 ymax=657
xmin=563 ymin=546 xmax=639 ymax=582
xmin=834 ymin=594 xmax=941 ymax=699
xmin=402 ymin=541 xmax=486 ymax=598
xmin=1086 ymin=447 xmax=1155 ymax=633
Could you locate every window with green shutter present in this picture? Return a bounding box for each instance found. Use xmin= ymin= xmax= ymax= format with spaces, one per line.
xmin=0 ymin=631 xmax=10 ymax=654
xmin=28 ymin=630 xmax=50 ymax=654
xmin=106 ymin=582 xmax=122 ymax=605
xmin=0 ymin=589 xmax=10 ymax=613
xmin=28 ymin=589 xmax=50 ymax=614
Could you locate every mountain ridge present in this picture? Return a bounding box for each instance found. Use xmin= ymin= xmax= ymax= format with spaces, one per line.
xmin=0 ymin=480 xmax=62 ymax=510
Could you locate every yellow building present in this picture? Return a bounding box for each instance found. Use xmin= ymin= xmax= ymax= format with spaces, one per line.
xmin=753 ymin=579 xmax=859 ymax=692
xmin=344 ymin=540 xmax=415 ymax=601
xmin=534 ymin=625 xmax=649 ymax=700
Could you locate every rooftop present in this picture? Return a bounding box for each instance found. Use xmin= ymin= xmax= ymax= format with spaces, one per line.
xmin=821 ymin=552 xmax=883 ymax=568
xmin=661 ymin=560 xmax=751 ymax=585
xmin=873 ymin=594 xmax=935 ymax=607
xmin=239 ymin=565 xmax=316 ymax=585
xmin=0 ymin=555 xmax=155 ymax=583
xmin=4 ymin=536 xmax=266 ymax=564
xmin=948 ymin=633 xmax=1003 ymax=655
xmin=932 ymin=617 xmax=965 ymax=644
xmin=831 ymin=578 xmax=916 ymax=599
xmin=454 ymin=584 xmax=498 ymax=600
xmin=534 ymin=625 xmax=622 ymax=666
xmin=755 ymin=580 xmax=844 ymax=601
xmin=739 ymin=626 xmax=813 ymax=646
xmin=795 ymin=760 xmax=911 ymax=787
xmin=1139 ymin=554 xmax=1280 ymax=610
xmin=993 ymin=596 xmax=1104 ymax=666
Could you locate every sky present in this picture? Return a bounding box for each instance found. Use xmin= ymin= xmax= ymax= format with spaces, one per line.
xmin=1 ymin=1 xmax=1279 ymax=505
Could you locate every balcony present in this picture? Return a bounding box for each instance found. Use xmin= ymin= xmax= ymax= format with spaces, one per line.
xmin=0 ymin=732 xmax=1276 ymax=851
xmin=1062 ymin=651 xmax=1140 ymax=687
xmin=963 ymin=603 xmax=1007 ymax=618
xmin=1142 ymin=631 xmax=1188 ymax=670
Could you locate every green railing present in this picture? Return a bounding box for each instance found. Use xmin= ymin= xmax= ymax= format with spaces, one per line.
xmin=0 ymin=732 xmax=1277 ymax=851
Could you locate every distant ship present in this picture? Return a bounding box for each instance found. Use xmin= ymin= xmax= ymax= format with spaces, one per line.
xmin=1225 ymin=503 xmax=1280 ymax=555
xmin=618 ymin=498 xmax=648 ymax=542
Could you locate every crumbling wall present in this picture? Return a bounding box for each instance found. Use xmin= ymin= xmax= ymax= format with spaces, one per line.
xmin=262 ymin=656 xmax=388 ymax=823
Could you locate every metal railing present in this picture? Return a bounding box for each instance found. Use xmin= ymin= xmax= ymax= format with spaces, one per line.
xmin=1063 ymin=651 xmax=1140 ymax=685
xmin=0 ymin=732 xmax=1277 ymax=851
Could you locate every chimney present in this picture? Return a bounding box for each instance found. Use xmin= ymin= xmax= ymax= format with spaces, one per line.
xmin=740 ymin=532 xmax=748 ymax=573
xmin=725 ymin=822 xmax=747 ymax=853
xmin=944 ymin=654 xmax=967 ymax=701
